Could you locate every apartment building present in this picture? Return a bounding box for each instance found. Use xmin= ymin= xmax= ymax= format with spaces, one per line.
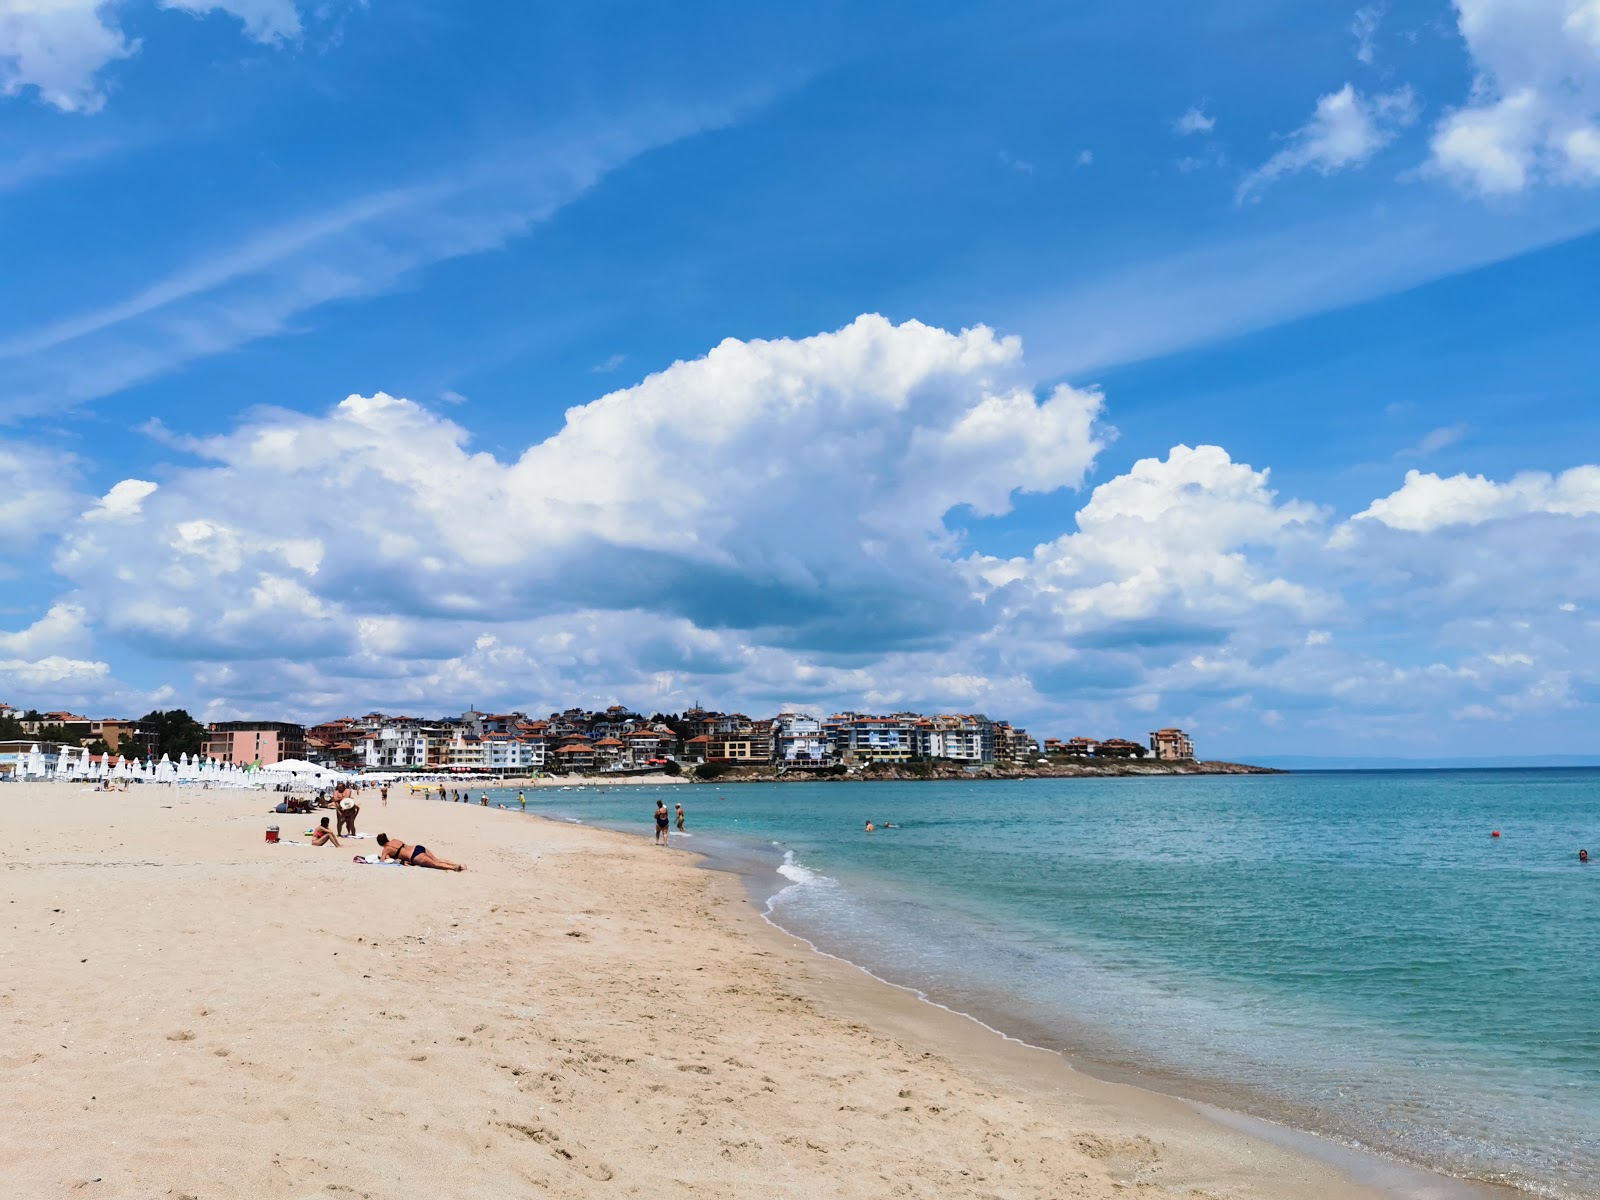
xmin=1149 ymin=728 xmax=1195 ymax=760
xmin=205 ymin=721 xmax=307 ymax=766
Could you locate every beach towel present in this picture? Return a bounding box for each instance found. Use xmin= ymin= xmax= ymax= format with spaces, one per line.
xmin=353 ymin=855 xmax=398 ymax=865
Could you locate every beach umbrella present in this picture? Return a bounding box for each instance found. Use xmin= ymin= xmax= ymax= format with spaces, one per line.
xmin=24 ymin=744 xmax=45 ymax=779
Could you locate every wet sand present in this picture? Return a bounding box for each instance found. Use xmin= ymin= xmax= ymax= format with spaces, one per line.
xmin=1 ymin=781 xmax=1468 ymax=1198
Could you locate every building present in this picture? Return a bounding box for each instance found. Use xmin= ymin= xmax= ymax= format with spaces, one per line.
xmin=823 ymin=713 xmax=918 ymax=763
xmin=0 ymin=740 xmax=73 ymax=776
xmin=205 ymin=721 xmax=307 ymax=766
xmin=1149 ymin=728 xmax=1195 ymax=761
xmin=1095 ymin=737 xmax=1145 ymax=759
xmin=773 ymin=713 xmax=831 ymax=766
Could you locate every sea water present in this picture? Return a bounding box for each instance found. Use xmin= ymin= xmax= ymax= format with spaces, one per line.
xmin=479 ymin=771 xmax=1600 ymax=1197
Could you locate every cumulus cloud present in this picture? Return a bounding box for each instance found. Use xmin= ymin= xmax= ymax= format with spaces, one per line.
xmin=0 ymin=438 xmax=82 ymax=550
xmin=0 ymin=0 xmax=313 ymax=114
xmin=1431 ymin=0 xmax=1600 ymax=193
xmin=52 ymin=316 xmax=1106 ymax=662
xmin=1238 ymin=83 xmax=1418 ymax=202
xmin=13 ymin=315 xmax=1600 ymax=758
xmin=978 ymin=445 xmax=1326 ymax=642
xmin=1350 ymin=465 xmax=1600 ymax=530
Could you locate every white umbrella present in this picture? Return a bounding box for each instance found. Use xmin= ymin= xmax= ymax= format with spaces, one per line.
xmin=24 ymin=744 xmax=45 ymax=779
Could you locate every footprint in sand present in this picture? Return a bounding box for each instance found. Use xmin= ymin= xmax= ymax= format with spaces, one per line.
xmin=496 ymin=1120 xmax=614 ymax=1181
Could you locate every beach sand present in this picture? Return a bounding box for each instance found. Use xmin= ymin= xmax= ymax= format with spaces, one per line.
xmin=2 ymin=782 xmax=1464 ymax=1198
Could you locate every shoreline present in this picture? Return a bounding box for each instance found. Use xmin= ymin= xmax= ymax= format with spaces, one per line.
xmin=2 ymin=781 xmax=1504 ymax=1198
xmin=676 ymin=827 xmax=1520 ymax=1200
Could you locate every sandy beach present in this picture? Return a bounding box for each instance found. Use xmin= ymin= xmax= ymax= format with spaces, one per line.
xmin=2 ymin=782 xmax=1469 ymax=1199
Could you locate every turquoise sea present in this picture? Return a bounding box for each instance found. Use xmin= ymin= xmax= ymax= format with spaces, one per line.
xmin=473 ymin=770 xmax=1599 ymax=1197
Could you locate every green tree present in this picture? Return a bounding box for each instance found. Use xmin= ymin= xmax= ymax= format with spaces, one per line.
xmin=0 ymin=715 xmax=26 ymax=741
xmin=138 ymin=710 xmax=207 ymax=757
xmin=31 ymin=723 xmax=82 ymax=746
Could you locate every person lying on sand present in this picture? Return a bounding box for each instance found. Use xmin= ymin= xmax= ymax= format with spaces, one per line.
xmin=375 ymin=833 xmax=465 ymax=871
xmin=310 ymin=817 xmax=340 ymax=847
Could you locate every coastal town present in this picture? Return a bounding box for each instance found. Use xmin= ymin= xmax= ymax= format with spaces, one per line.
xmin=0 ymin=698 xmax=1203 ymax=777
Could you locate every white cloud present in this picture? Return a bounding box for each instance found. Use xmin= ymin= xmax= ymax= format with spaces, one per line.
xmin=1352 ymin=4 xmax=1384 ymax=65
xmin=1174 ymin=105 xmax=1216 ymax=136
xmin=12 ymin=316 xmax=1600 ymax=757
xmin=984 ymin=445 xmax=1326 ymax=632
xmin=0 ymin=0 xmax=316 ymax=115
xmin=1350 ymin=465 xmax=1600 ymax=531
xmin=1430 ymin=0 xmax=1600 ymax=193
xmin=1076 ymin=149 xmax=1093 ymax=167
xmin=52 ymin=316 xmax=1106 ymax=662
xmin=1399 ymin=423 xmax=1469 ymax=457
xmin=85 ymin=478 xmax=157 ymax=522
xmin=0 ymin=0 xmax=134 ymax=114
xmin=0 ymin=438 xmax=82 ymax=549
xmin=1238 ymin=83 xmax=1418 ymax=201
xmin=0 ymin=601 xmax=91 ymax=658
xmin=159 ymin=0 xmax=302 ymax=43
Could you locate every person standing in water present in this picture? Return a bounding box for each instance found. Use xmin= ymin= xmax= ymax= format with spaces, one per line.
xmin=518 ymin=790 xmax=526 ymax=811
xmin=675 ymin=803 xmax=685 ymax=832
xmin=655 ymin=801 xmax=670 ymax=845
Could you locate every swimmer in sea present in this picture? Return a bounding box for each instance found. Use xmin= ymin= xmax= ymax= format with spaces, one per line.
xmin=1582 ymin=849 xmax=1590 ymax=863
xmin=864 ymin=821 xmax=875 ymax=833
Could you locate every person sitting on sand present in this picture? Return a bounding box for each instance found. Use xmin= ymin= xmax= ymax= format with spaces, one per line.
xmin=310 ymin=817 xmax=340 ymax=847
xmin=374 ymin=833 xmax=464 ymax=871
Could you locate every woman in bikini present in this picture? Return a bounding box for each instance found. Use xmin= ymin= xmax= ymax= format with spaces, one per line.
xmin=310 ymin=816 xmax=340 ymax=847
xmin=374 ymin=833 xmax=465 ymax=871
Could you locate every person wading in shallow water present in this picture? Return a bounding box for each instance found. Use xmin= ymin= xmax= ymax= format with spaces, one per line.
xmin=655 ymin=801 xmax=670 ymax=845
xmin=675 ymin=803 xmax=685 ymax=832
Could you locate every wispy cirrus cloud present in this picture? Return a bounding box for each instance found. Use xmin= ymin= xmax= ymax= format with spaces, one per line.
xmin=0 ymin=100 xmax=757 ymax=420
xmin=1012 ymin=195 xmax=1600 ymax=379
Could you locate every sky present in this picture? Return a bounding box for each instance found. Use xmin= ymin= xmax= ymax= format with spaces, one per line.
xmin=1 ymin=0 xmax=1599 ymax=760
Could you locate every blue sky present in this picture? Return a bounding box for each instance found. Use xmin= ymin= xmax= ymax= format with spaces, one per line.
xmin=2 ymin=0 xmax=1599 ymax=759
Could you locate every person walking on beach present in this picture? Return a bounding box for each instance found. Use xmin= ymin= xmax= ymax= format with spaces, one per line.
xmin=380 ymin=784 xmax=389 ymax=807
xmin=375 ymin=833 xmax=465 ymax=871
xmin=675 ymin=803 xmax=685 ymax=831
xmin=655 ymin=801 xmax=670 ymax=845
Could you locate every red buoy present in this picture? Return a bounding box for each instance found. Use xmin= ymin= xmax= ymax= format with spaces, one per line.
xmin=1491 ymin=830 xmax=1500 ymax=838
